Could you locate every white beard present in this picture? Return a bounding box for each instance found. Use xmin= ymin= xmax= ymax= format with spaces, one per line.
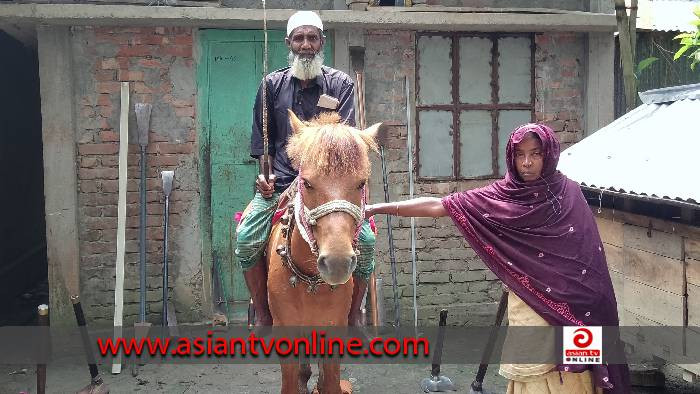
xmin=288 ymin=51 xmax=324 ymax=81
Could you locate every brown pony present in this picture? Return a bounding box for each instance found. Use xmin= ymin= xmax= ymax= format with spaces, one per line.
xmin=265 ymin=109 xmax=381 ymax=394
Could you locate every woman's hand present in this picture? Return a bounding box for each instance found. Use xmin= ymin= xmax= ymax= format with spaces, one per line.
xmin=364 ymin=204 xmax=375 ymax=219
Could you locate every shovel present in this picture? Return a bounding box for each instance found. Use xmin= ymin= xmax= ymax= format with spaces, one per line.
xmin=161 ymin=171 xmax=178 ymax=336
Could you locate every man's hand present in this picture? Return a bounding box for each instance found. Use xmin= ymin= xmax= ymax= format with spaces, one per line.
xmin=256 ymin=174 xmax=276 ymax=198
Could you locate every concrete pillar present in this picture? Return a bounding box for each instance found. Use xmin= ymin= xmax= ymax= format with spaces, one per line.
xmin=584 ymin=32 xmax=615 ymax=136
xmin=37 ymin=25 xmax=80 ymax=327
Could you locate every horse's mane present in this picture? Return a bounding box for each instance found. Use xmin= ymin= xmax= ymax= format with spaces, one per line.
xmin=287 ymin=112 xmax=378 ymax=177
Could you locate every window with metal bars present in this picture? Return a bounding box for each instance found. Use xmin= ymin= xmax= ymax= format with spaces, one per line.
xmin=415 ymin=33 xmax=535 ymax=180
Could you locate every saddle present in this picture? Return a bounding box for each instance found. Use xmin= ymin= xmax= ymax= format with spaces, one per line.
xmin=235 ymin=179 xmax=297 ymax=227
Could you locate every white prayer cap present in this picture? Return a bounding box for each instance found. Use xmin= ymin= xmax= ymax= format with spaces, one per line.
xmin=286 ymin=11 xmax=323 ymax=37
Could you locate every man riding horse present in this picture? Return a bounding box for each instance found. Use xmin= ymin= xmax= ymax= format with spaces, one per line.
xmin=235 ymin=11 xmax=376 ymax=327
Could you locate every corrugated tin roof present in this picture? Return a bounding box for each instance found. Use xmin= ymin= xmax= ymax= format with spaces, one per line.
xmin=557 ymin=83 xmax=700 ymax=206
xmin=636 ymin=0 xmax=699 ymax=32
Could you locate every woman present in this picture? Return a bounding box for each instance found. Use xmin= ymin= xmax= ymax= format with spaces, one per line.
xmin=365 ymin=124 xmax=630 ymax=393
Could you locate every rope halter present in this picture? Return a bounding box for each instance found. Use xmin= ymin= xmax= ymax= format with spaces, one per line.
xmin=294 ymin=175 xmax=366 ymax=257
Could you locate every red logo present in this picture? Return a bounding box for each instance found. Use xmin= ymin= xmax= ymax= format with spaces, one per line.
xmin=573 ymin=328 xmax=593 ymax=348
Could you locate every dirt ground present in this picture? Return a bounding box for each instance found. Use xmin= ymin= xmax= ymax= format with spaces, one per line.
xmin=2 ymin=362 xmax=698 ymax=393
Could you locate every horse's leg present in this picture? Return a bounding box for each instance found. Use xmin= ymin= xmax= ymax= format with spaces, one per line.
xmin=316 ymin=362 xmax=350 ymax=394
xmin=298 ymin=362 xmax=311 ymax=393
xmin=280 ymin=362 xmax=301 ymax=394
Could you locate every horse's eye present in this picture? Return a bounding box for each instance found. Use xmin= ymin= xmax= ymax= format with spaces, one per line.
xmin=303 ymin=179 xmax=312 ymax=189
xmin=358 ymin=181 xmax=366 ymax=190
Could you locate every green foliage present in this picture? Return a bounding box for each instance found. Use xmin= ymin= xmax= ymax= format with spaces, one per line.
xmin=636 ymin=56 xmax=658 ymax=78
xmin=673 ymin=6 xmax=700 ymax=71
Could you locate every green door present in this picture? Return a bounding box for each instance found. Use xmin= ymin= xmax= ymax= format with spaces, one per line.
xmin=198 ymin=29 xmax=333 ymax=320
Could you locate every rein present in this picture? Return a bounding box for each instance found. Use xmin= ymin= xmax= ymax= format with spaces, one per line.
xmin=276 ymin=176 xmax=366 ymax=293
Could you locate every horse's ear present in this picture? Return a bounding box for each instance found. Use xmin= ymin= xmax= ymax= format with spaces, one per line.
xmin=362 ymin=122 xmax=389 ymax=146
xmin=288 ymin=109 xmax=305 ymax=134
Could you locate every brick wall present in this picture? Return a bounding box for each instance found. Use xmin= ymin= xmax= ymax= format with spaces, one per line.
xmin=535 ymin=33 xmax=586 ymax=150
xmin=364 ymin=30 xmax=586 ymax=326
xmin=72 ymin=26 xmax=202 ymax=325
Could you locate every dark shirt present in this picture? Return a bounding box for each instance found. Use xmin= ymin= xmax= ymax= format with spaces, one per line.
xmin=251 ymin=65 xmax=355 ymax=192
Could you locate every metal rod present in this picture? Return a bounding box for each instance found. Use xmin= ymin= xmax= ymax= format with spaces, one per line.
xmin=261 ymin=0 xmax=270 ymax=182
xmin=162 ymin=195 xmax=169 ymax=327
xmin=471 ymin=290 xmax=508 ymax=391
xmin=37 ymin=304 xmax=48 ymax=394
xmin=139 ymin=145 xmax=147 ymax=322
xmin=431 ymin=309 xmax=448 ymax=377
xmin=380 ymin=145 xmax=401 ymax=328
xmin=406 ymin=76 xmax=418 ymax=327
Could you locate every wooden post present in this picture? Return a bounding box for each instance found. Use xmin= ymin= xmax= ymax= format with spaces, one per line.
xmin=615 ymin=0 xmax=637 ymax=112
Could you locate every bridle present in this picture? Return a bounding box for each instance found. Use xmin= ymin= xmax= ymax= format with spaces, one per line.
xmin=276 ymin=175 xmax=367 ymax=293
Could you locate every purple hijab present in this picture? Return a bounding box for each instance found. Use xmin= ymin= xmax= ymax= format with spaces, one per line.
xmin=442 ymin=124 xmax=630 ymax=392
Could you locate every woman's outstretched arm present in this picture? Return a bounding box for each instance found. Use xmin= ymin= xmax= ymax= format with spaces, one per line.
xmin=365 ymin=197 xmax=447 ymax=218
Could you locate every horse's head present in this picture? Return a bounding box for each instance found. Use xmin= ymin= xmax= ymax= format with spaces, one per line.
xmin=286 ymin=109 xmax=382 ymax=285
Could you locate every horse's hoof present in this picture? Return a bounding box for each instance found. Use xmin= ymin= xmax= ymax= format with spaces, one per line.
xmin=309 ymin=381 xmax=352 ymax=394
xmin=340 ymin=379 xmax=353 ymax=394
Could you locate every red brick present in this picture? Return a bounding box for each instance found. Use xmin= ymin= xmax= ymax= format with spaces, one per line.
xmin=147 ymin=227 xmax=164 ymax=240
xmin=103 ymin=205 xmax=118 ymax=217
xmin=146 ymin=178 xmax=163 ymax=190
xmin=148 ymin=134 xmax=169 ymax=143
xmin=159 ymin=45 xmax=192 ymax=58
xmin=133 ymin=93 xmax=153 ymax=104
xmin=80 ymin=180 xmax=100 ymax=193
xmin=127 ymin=192 xmax=140 ymax=204
xmin=95 ymin=70 xmax=117 ymax=82
xmin=117 ymin=45 xmax=154 ymax=57
xmin=96 ymin=82 xmax=121 ymax=94
xmin=146 ymin=203 xmax=164 ymax=215
xmin=79 ymin=143 xmax=119 ymax=155
xmin=101 ymin=58 xmax=120 ymax=70
xmin=126 ymin=203 xmax=140 ymax=216
xmin=82 ymin=229 xmax=102 ymax=242
xmin=100 ymin=130 xmax=119 ymax=142
xmin=98 ymin=106 xmax=114 ymax=118
xmin=133 ymin=82 xmax=153 ymax=94
xmin=175 ymin=106 xmax=194 ymax=118
xmin=81 ymin=206 xmax=102 ymax=217
xmin=156 ymin=142 xmax=194 ymax=155
xmin=146 ymin=215 xmax=163 ymax=227
xmin=127 ymin=179 xmax=140 ymax=192
xmin=84 ymin=217 xmax=117 ymax=230
xmin=150 ymin=155 xmax=179 ymax=167
xmin=97 ymin=94 xmax=113 ymax=107
xmin=79 ymin=168 xmax=119 ymax=180
xmin=118 ymin=70 xmax=145 ymax=81
xmin=174 ymin=35 xmax=193 ymax=45
xmin=82 ymin=242 xmax=116 ymax=255
xmin=81 ymin=157 xmax=99 ymax=168
xmin=131 ymin=35 xmax=164 ymax=45
xmin=81 ymin=107 xmax=96 ymax=118
xmin=101 ymin=156 xmax=120 ymax=167
xmin=100 ymin=180 xmax=119 ymax=193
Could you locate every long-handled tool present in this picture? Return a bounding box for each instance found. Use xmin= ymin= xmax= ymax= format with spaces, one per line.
xmin=72 ymin=295 xmax=110 ymax=394
xmin=37 ymin=304 xmax=48 ymax=394
xmin=133 ymin=103 xmax=152 ymax=377
xmin=469 ymin=290 xmax=508 ymax=394
xmin=350 ymin=45 xmax=389 ymax=327
xmin=112 ymin=82 xmax=129 ymax=375
xmin=135 ymin=103 xmax=151 ymax=321
xmin=161 ymin=171 xmax=178 ymax=335
xmin=420 ymin=309 xmax=456 ymax=392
